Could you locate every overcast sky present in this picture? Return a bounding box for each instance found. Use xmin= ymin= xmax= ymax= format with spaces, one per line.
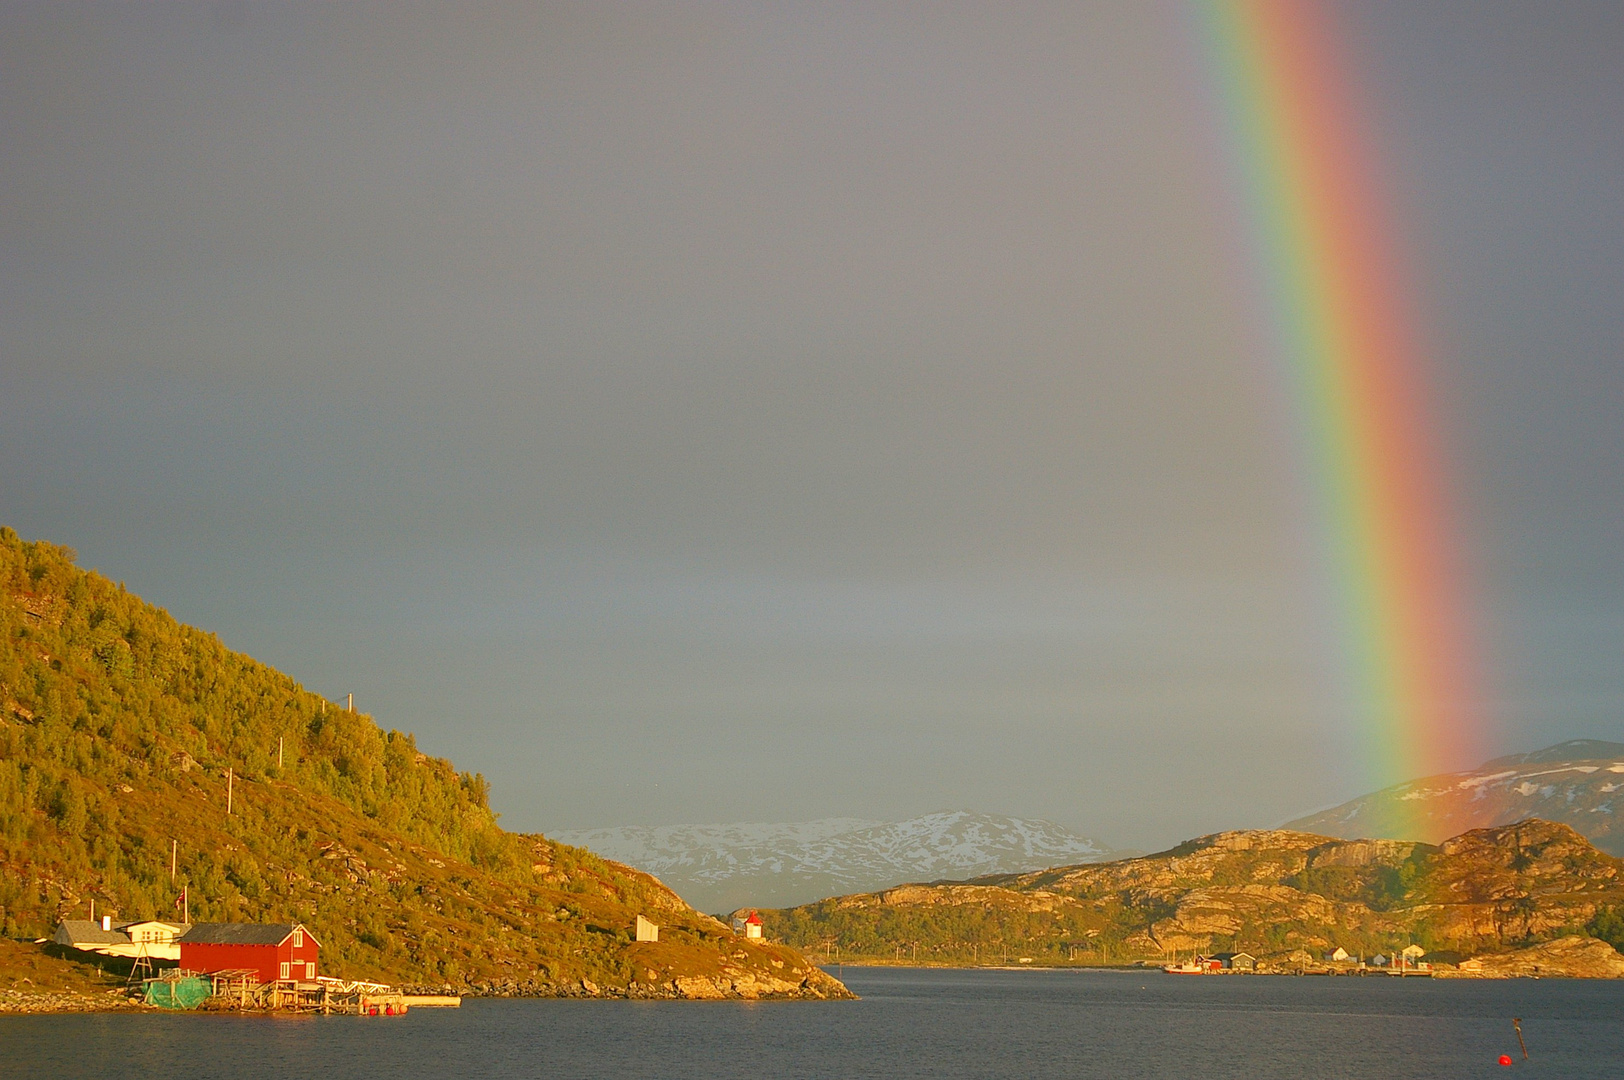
xmin=2 ymin=2 xmax=1620 ymax=851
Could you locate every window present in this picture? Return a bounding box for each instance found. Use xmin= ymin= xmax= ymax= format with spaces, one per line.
xmin=293 ymin=929 xmax=304 ymax=948
xmin=280 ymin=962 xmax=291 ymax=980
xmin=306 ymin=962 xmax=316 ymax=979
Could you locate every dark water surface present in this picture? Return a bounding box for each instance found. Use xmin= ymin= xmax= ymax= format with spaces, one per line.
xmin=4 ymin=967 xmax=1620 ymax=1078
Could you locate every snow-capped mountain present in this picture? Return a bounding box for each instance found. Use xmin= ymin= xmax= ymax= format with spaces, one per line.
xmin=554 ymin=811 xmax=1122 ymax=914
xmin=1285 ymin=739 xmax=1624 ymax=854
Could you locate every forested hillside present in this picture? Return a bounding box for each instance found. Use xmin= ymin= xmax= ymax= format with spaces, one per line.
xmin=0 ymin=528 xmax=847 ymax=998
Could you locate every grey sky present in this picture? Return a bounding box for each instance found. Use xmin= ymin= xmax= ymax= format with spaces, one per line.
xmin=2 ymin=2 xmax=1620 ymax=851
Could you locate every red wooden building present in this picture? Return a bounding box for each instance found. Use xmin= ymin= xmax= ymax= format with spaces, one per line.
xmin=178 ymin=923 xmax=321 ymax=983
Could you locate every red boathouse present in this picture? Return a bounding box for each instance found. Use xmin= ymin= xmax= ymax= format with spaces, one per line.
xmin=178 ymin=923 xmax=321 ymax=983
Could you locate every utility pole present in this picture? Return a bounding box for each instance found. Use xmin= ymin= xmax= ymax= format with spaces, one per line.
xmin=170 ymin=839 xmax=177 ymax=882
xmin=226 ymin=768 xmax=233 ymax=815
xmin=347 ymin=693 xmax=353 ymax=712
xmin=278 ymin=737 xmax=284 ymax=769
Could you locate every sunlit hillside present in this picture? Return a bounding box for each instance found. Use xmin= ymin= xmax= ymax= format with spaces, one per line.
xmin=0 ymin=528 xmax=846 ymax=998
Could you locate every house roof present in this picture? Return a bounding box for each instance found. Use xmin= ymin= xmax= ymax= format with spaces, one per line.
xmin=54 ymin=920 xmax=132 ymax=945
xmin=116 ymin=920 xmax=188 ymax=933
xmin=179 ymin=923 xmax=319 ymax=947
xmin=1208 ymin=952 xmax=1255 ymax=961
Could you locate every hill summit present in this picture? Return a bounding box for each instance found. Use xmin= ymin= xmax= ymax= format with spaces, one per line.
xmin=1284 ymin=741 xmax=1624 ymax=853
xmin=0 ymin=528 xmax=847 ymax=999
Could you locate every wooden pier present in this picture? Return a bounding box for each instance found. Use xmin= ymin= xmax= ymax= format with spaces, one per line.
xmin=148 ymin=971 xmax=461 ymax=1014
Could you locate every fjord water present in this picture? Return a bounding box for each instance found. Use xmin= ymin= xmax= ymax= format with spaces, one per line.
xmin=6 ymin=967 xmax=1618 ymax=1079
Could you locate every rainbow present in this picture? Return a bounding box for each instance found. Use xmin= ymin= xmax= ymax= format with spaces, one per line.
xmin=1192 ymin=1 xmax=1479 ymax=797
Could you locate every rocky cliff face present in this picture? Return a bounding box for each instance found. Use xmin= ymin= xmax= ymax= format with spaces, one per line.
xmin=761 ymin=820 xmax=1624 ymax=972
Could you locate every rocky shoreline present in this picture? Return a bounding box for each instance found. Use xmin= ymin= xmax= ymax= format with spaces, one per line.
xmin=411 ymin=964 xmax=855 ymax=1001
xmin=0 ymin=962 xmax=854 ymax=1016
xmin=0 ymin=987 xmax=146 ymax=1015
xmin=1433 ymin=936 xmax=1624 ymax=980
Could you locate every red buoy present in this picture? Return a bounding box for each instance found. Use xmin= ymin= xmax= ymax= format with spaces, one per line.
xmin=1498 ymin=1054 xmax=1512 ymax=1066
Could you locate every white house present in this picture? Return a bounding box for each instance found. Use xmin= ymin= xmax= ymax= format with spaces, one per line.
xmin=115 ymin=920 xmax=188 ymax=961
xmin=53 ymin=918 xmax=189 ymax=960
xmin=1326 ymin=947 xmax=1350 ymax=962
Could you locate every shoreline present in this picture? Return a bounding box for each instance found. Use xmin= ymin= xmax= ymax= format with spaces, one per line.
xmin=814 ymin=960 xmax=1620 ymax=980
xmin=2 ymin=971 xmax=851 ymax=1016
xmin=1 ymin=988 xmax=148 ymax=1015
xmin=5 ymin=963 xmax=1610 ymax=1016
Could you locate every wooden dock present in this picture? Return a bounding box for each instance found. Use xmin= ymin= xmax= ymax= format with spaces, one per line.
xmin=400 ymin=995 xmax=462 ymax=1007
xmin=145 ymin=969 xmax=463 ymax=1014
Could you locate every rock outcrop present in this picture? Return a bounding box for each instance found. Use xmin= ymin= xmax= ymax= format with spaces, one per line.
xmin=759 ymin=820 xmax=1624 ymax=974
xmin=1443 ymin=936 xmax=1624 ymax=979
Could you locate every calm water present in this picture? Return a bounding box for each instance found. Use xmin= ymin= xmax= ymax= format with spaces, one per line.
xmin=4 ymin=967 xmax=1621 ymax=1079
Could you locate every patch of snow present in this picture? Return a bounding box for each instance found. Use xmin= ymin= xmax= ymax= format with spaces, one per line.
xmin=1516 ymin=766 xmax=1602 ymax=780
xmin=1460 ymin=771 xmax=1518 ymax=788
xmin=1282 ymin=747 xmax=1624 ymax=849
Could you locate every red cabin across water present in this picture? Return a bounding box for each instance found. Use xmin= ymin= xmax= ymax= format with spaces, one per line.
xmin=178 ymin=923 xmax=321 ymax=983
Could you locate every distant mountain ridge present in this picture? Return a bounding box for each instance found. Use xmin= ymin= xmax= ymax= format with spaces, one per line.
xmin=1285 ymin=740 xmax=1624 ymax=854
xmin=554 ymin=811 xmax=1123 ymax=913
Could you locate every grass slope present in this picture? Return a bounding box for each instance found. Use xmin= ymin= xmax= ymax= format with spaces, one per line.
xmin=0 ymin=528 xmax=846 ymax=998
